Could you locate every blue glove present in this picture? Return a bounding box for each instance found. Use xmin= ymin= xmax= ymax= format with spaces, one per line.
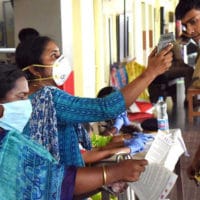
xmin=133 ymin=132 xmax=155 ymax=142
xmin=124 ymin=137 xmax=145 ymax=155
xmin=121 ymin=111 xmax=131 ymax=126
xmin=124 ymin=133 xmax=154 ymax=155
xmin=113 ymin=111 xmax=131 ymax=132
xmin=113 ymin=113 xmax=125 ymax=132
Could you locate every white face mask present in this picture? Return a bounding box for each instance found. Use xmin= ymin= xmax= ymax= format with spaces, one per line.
xmin=23 ymin=55 xmax=72 ymax=86
xmin=52 ymin=55 xmax=72 ymax=86
xmin=0 ymin=99 xmax=32 ymax=132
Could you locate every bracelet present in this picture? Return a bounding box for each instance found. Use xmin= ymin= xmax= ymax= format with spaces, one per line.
xmin=102 ymin=165 xmax=107 ymax=185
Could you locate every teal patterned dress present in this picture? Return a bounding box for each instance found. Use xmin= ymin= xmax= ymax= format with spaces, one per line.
xmin=0 ymin=130 xmax=77 ymax=200
xmin=23 ymin=86 xmax=126 ymax=167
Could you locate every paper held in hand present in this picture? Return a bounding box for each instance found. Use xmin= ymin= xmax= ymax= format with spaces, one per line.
xmin=129 ymin=129 xmax=188 ymax=200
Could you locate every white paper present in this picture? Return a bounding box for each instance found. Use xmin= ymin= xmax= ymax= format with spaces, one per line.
xmin=145 ymin=129 xmax=188 ymax=171
xmin=145 ymin=131 xmax=174 ymax=165
xmin=129 ymin=129 xmax=187 ymax=200
xmin=129 ymin=163 xmax=178 ymax=200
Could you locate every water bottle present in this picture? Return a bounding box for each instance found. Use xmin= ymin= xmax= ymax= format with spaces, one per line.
xmin=156 ymin=96 xmax=169 ymax=133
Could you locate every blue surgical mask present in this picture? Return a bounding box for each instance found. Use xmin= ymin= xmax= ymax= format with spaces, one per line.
xmin=0 ymin=99 xmax=32 ymax=132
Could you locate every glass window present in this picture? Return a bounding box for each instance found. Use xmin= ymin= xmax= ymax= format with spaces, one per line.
xmin=0 ymin=0 xmax=14 ymax=47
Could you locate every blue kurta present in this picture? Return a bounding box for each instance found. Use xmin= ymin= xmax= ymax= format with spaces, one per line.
xmin=23 ymin=86 xmax=126 ymax=167
xmin=0 ymin=130 xmax=77 ymax=200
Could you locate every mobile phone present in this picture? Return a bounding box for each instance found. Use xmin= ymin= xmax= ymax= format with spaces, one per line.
xmin=157 ymin=32 xmax=175 ymax=53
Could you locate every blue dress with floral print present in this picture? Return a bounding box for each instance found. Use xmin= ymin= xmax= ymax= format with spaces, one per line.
xmin=23 ymin=86 xmax=126 ymax=167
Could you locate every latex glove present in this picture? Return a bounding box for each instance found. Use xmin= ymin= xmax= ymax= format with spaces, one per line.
xmin=113 ymin=113 xmax=125 ymax=132
xmin=124 ymin=137 xmax=145 ymax=155
xmin=113 ymin=111 xmax=131 ymax=132
xmin=133 ymin=132 xmax=155 ymax=142
xmin=121 ymin=111 xmax=131 ymax=126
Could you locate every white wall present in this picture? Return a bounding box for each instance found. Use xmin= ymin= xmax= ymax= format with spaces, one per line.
xmin=60 ymin=0 xmax=73 ymax=66
xmin=81 ymin=0 xmax=95 ymax=97
xmin=14 ymin=0 xmax=96 ymax=97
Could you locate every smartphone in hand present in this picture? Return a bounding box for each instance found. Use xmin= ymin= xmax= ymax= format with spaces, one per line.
xmin=157 ymin=32 xmax=175 ymax=53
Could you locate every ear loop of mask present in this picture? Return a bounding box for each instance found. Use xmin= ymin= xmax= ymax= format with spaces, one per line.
xmin=22 ymin=64 xmax=54 ymax=82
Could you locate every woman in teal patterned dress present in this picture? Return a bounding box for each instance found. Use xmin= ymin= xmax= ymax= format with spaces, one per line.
xmin=0 ymin=64 xmax=149 ymax=200
xmin=15 ymin=36 xmax=173 ymax=196
xmin=15 ymin=36 xmax=172 ymax=165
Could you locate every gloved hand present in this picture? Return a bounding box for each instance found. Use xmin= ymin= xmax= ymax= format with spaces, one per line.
xmin=124 ymin=137 xmax=145 ymax=155
xmin=133 ymin=132 xmax=155 ymax=142
xmin=113 ymin=111 xmax=131 ymax=132
xmin=124 ymin=133 xmax=154 ymax=155
xmin=121 ymin=111 xmax=131 ymax=126
xmin=113 ymin=114 xmax=124 ymax=133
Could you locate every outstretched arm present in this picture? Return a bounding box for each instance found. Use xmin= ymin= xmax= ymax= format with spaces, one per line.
xmin=82 ymin=146 xmax=130 ymax=164
xmin=121 ymin=44 xmax=173 ymax=107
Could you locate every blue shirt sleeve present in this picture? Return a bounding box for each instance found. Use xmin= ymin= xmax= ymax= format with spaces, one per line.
xmin=52 ymin=87 xmax=126 ymax=123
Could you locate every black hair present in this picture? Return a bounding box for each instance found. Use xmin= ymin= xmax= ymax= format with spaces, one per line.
xmin=0 ymin=64 xmax=25 ymax=99
xmin=18 ymin=28 xmax=39 ymax=43
xmin=97 ymin=86 xmax=141 ymax=134
xmin=15 ymin=36 xmax=53 ymax=80
xmin=97 ymin=86 xmax=117 ymax=98
xmin=175 ymin=0 xmax=200 ymax=20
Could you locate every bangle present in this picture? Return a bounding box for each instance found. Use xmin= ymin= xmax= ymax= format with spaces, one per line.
xmin=102 ymin=166 xmax=107 ymax=185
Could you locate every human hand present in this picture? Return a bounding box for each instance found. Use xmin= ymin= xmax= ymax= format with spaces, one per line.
xmin=146 ymin=43 xmax=173 ymax=77
xmin=117 ymin=159 xmax=148 ymax=182
xmin=133 ymin=132 xmax=155 ymax=142
xmin=113 ymin=111 xmax=131 ymax=132
xmin=124 ymin=137 xmax=145 ymax=155
xmin=187 ymin=160 xmax=200 ymax=180
xmin=124 ymin=133 xmax=154 ymax=154
xmin=104 ymin=181 xmax=128 ymax=195
xmin=187 ymin=165 xmax=196 ymax=180
xmin=110 ymin=181 xmax=128 ymax=194
xmin=121 ymin=111 xmax=131 ymax=126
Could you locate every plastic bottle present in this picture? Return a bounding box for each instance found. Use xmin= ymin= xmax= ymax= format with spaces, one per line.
xmin=156 ymin=96 xmax=169 ymax=133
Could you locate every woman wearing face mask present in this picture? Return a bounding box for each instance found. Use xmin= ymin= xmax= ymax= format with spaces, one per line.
xmin=15 ymin=36 xmax=173 ymax=168
xmin=0 ymin=63 xmax=148 ymax=200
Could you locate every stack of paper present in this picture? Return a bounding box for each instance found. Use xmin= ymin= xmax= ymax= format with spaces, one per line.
xmin=129 ymin=129 xmax=187 ymax=200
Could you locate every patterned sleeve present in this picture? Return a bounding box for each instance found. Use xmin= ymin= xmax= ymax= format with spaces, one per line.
xmin=52 ymin=87 xmax=126 ymax=123
xmin=0 ymin=130 xmax=72 ymax=200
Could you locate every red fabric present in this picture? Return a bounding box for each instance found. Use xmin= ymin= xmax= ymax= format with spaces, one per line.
xmin=128 ymin=112 xmax=154 ymax=122
xmin=135 ymin=101 xmax=153 ymax=112
xmin=62 ymin=71 xmax=74 ymax=95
